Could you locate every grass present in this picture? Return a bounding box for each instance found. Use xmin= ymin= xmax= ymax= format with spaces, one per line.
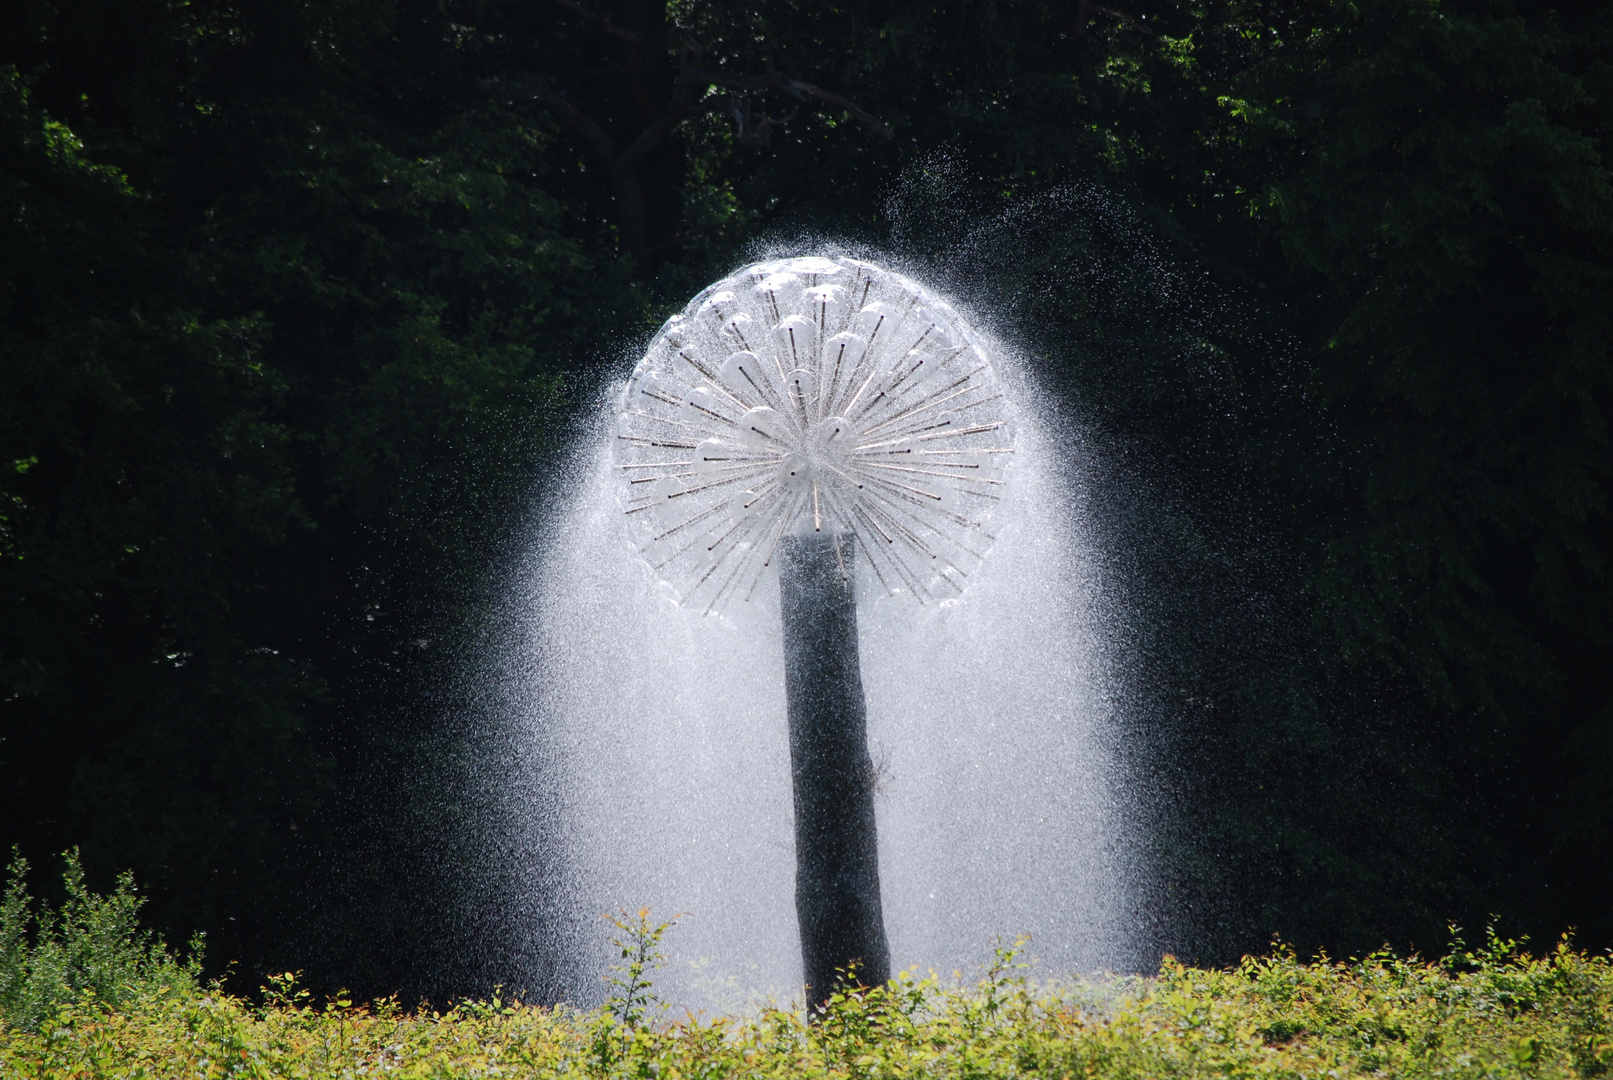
xmin=3 ymin=861 xmax=1612 ymax=1079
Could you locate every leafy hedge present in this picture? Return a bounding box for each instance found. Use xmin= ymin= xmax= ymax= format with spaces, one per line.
xmin=4 ymin=899 xmax=1611 ymax=1079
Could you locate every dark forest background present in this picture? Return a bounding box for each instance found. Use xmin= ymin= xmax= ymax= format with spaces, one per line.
xmin=2 ymin=0 xmax=1610 ymax=1001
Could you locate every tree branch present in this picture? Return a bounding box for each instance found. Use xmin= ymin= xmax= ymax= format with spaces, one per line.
xmin=710 ymin=94 xmax=797 ymax=147
xmin=546 ymin=0 xmax=644 ymax=44
xmin=484 ymin=79 xmax=620 ymax=163
xmin=1075 ymin=0 xmax=1155 ymax=39
xmin=783 ymin=78 xmax=894 ymax=140
xmin=691 ymin=67 xmax=893 ymax=140
xmin=619 ymin=94 xmax=724 ymax=169
xmin=1093 ymin=5 xmax=1155 ymax=35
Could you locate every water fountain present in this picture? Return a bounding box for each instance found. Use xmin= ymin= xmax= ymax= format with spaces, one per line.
xmin=499 ymin=248 xmax=1135 ymax=1012
xmin=614 ymin=256 xmax=1014 ymax=1002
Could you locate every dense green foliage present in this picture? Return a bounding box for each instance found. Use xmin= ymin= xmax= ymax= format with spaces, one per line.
xmin=1 ymin=851 xmax=200 ymax=1034
xmin=1 ymin=0 xmax=1610 ymax=997
xmin=4 ymin=901 xmax=1612 ymax=1079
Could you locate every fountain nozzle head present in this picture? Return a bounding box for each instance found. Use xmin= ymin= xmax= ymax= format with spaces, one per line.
xmin=617 ymin=255 xmax=1015 ymax=611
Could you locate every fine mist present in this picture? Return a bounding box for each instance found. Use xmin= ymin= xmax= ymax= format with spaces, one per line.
xmin=479 ymin=251 xmax=1146 ymax=1011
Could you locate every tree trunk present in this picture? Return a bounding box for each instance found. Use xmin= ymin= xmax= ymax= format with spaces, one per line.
xmin=606 ymin=160 xmax=651 ymax=268
xmin=779 ymin=532 xmax=891 ymax=1008
xmin=608 ymin=0 xmax=679 ymax=264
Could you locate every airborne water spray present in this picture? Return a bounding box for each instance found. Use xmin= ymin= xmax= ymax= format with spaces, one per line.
xmin=615 ymin=257 xmax=1015 ymax=1002
xmin=505 ymin=242 xmax=1133 ymax=1011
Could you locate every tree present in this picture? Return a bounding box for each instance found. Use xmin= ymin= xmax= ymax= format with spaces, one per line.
xmin=478 ymin=0 xmax=891 ymax=268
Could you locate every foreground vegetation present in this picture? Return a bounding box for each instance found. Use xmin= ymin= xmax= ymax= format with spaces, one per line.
xmin=5 ymin=860 xmax=1612 ymax=1079
xmin=6 ymin=933 xmax=1613 ymax=1079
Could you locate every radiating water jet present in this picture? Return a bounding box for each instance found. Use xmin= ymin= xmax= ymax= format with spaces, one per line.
xmin=615 ymin=256 xmax=1013 ymax=612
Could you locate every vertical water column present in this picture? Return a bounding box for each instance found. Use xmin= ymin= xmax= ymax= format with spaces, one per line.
xmin=779 ymin=532 xmax=891 ymax=1004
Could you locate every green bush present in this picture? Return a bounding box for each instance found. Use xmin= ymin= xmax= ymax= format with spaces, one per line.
xmin=0 ymin=849 xmax=199 ymax=1033
xmin=4 ymin=867 xmax=1612 ymax=1079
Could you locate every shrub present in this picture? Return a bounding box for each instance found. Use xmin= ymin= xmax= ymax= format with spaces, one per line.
xmin=3 ymin=863 xmax=1612 ymax=1080
xmin=0 ymin=849 xmax=199 ymax=1032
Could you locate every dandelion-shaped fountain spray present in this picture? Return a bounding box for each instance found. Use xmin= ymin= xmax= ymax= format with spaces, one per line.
xmin=615 ymin=255 xmax=1014 ymax=1004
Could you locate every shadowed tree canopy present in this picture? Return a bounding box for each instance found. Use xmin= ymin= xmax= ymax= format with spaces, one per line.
xmin=478 ymin=0 xmax=892 ymax=267
xmin=1 ymin=0 xmax=1609 ymax=999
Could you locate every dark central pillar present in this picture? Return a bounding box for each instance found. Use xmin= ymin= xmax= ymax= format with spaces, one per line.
xmin=779 ymin=531 xmax=891 ymax=1007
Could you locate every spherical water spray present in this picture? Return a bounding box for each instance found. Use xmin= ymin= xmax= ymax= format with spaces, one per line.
xmin=615 ymin=256 xmax=1015 ymax=1003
